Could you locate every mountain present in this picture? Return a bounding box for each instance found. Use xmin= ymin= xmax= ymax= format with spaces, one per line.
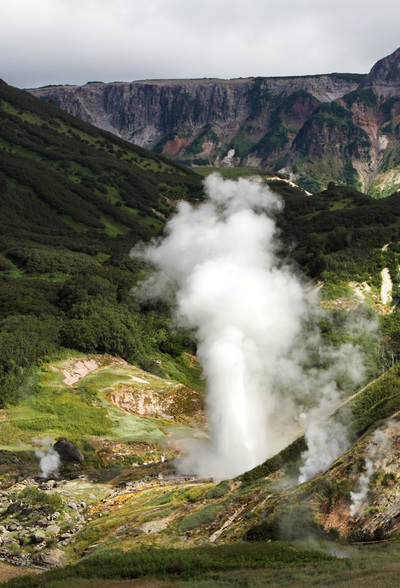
xmin=27 ymin=48 xmax=400 ymax=196
xmin=0 ymin=79 xmax=202 ymax=242
xmin=27 ymin=75 xmax=361 ymax=183
xmin=360 ymin=47 xmax=400 ymax=95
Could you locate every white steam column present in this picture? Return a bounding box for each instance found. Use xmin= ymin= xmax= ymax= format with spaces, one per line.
xmin=135 ymin=174 xmax=306 ymax=478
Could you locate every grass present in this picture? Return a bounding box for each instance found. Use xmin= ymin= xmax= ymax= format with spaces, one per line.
xmin=97 ymin=216 xmax=132 ymax=237
xmin=177 ymin=503 xmax=221 ymax=533
xmin=7 ymin=541 xmax=400 ymax=587
xmin=193 ymin=167 xmax=262 ymax=180
xmin=108 ymin=410 xmax=165 ymax=443
xmin=159 ymin=352 xmax=205 ymax=394
xmin=0 ymin=541 xmax=336 ymax=587
xmin=0 ymin=353 xmax=205 ymax=472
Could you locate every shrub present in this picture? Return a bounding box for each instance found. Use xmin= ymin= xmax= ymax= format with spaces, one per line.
xmin=18 ymin=487 xmax=63 ymax=512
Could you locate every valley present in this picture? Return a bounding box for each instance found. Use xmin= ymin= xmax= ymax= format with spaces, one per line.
xmin=4 ymin=73 xmax=400 ymax=586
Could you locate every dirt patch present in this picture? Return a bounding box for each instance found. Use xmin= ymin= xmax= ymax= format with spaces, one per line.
xmin=89 ymin=438 xmax=164 ymax=466
xmin=320 ymin=298 xmax=359 ymax=311
xmin=108 ymin=388 xmax=167 ymax=416
xmin=0 ymin=562 xmax=43 ymax=582
xmin=373 ymin=303 xmax=393 ymax=315
xmin=107 ymin=384 xmax=204 ymax=420
xmin=381 ymin=267 xmax=393 ymax=305
xmin=135 ymin=516 xmax=173 ymax=535
xmin=163 ymin=136 xmax=191 ymax=156
xmin=61 ymin=355 xmax=127 ymax=386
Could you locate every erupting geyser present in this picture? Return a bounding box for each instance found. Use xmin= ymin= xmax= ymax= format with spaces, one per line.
xmin=133 ymin=175 xmax=365 ymax=479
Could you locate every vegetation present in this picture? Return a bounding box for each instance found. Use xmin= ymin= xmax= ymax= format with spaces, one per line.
xmin=270 ymin=182 xmax=400 ymax=294
xmin=4 ymin=80 xmax=400 ymax=583
xmin=1 ymin=542 xmax=334 ymax=586
xmin=0 ymin=80 xmax=204 ymax=408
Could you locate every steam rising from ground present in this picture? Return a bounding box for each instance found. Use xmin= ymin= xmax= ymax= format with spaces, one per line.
xmin=349 ymin=458 xmax=374 ymax=518
xmin=35 ymin=437 xmax=60 ymax=478
xmin=349 ymin=428 xmax=391 ymax=517
xmin=133 ymin=175 xmax=365 ymax=480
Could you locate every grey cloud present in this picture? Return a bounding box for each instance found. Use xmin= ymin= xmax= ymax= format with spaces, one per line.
xmin=1 ymin=1 xmax=400 ymax=91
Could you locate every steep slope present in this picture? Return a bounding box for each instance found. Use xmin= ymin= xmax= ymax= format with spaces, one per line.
xmin=27 ymin=75 xmax=361 ymax=170
xmin=360 ymin=47 xmax=400 ymax=96
xmin=289 ymin=85 xmax=400 ymax=194
xmin=26 ymin=48 xmax=400 ymax=196
xmin=0 ymin=80 xmax=203 ymax=410
xmin=0 ymin=79 xmax=202 ymax=244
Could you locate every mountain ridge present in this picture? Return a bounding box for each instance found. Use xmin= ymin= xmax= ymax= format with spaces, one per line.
xmin=26 ymin=48 xmax=400 ymax=195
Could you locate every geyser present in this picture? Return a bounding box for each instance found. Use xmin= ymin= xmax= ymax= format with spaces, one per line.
xmin=133 ymin=174 xmax=364 ymax=479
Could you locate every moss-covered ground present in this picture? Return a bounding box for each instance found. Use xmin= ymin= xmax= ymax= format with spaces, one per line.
xmin=0 ymin=354 xmax=205 ymax=477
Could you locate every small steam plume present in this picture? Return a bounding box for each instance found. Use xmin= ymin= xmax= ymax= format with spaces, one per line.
xmin=35 ymin=436 xmax=60 ymax=478
xmin=133 ymin=174 xmax=366 ymax=480
xmin=349 ymin=428 xmax=391 ymax=517
xmin=349 ymin=459 xmax=374 ymax=518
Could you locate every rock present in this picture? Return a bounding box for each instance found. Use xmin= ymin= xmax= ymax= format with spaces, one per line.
xmin=46 ymin=524 xmax=60 ymax=535
xmin=7 ymin=522 xmax=18 ymax=531
xmin=67 ymin=501 xmax=78 ymax=510
xmin=53 ymin=438 xmax=84 ymax=463
xmin=31 ymin=530 xmax=46 ymax=544
xmin=6 ymin=501 xmax=21 ymax=514
xmin=41 ymin=479 xmax=56 ymax=489
xmin=36 ymin=548 xmax=67 ymax=567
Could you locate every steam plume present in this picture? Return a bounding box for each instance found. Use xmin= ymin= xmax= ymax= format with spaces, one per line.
xmin=35 ymin=437 xmax=60 ymax=478
xmin=133 ymin=175 xmax=365 ymax=479
xmin=349 ymin=459 xmax=374 ymax=517
xmin=349 ymin=428 xmax=391 ymax=517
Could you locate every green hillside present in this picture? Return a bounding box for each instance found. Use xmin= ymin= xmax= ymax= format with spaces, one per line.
xmin=0 ymin=80 xmax=203 ymax=408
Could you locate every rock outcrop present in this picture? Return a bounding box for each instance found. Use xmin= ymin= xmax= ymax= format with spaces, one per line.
xmin=53 ymin=439 xmax=84 ymax=464
xmin=27 ymin=48 xmax=400 ymax=195
xmin=360 ymin=47 xmax=400 ymax=96
xmin=28 ymin=75 xmax=360 ymax=178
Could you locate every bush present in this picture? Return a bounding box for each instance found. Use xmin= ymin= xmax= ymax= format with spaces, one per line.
xmin=18 ymin=487 xmax=63 ymax=512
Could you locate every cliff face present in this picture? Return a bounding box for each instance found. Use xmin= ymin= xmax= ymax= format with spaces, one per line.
xmin=28 ymin=75 xmax=360 ymax=167
xmin=360 ymin=47 xmax=400 ymax=96
xmin=28 ymin=48 xmax=400 ymax=194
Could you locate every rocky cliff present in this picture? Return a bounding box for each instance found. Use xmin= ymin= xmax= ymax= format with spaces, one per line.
xmin=28 ymin=48 xmax=400 ymax=194
xmin=28 ymin=75 xmax=360 ymax=172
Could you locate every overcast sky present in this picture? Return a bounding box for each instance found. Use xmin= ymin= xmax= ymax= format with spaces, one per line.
xmin=2 ymin=0 xmax=400 ymax=89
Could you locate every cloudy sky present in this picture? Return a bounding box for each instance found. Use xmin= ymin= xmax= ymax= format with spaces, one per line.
xmin=2 ymin=0 xmax=400 ymax=89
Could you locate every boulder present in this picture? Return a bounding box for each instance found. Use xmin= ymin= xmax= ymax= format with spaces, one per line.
xmin=7 ymin=522 xmax=18 ymax=531
xmin=46 ymin=524 xmax=60 ymax=535
xmin=31 ymin=530 xmax=46 ymax=544
xmin=53 ymin=439 xmax=84 ymax=463
xmin=36 ymin=548 xmax=67 ymax=567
